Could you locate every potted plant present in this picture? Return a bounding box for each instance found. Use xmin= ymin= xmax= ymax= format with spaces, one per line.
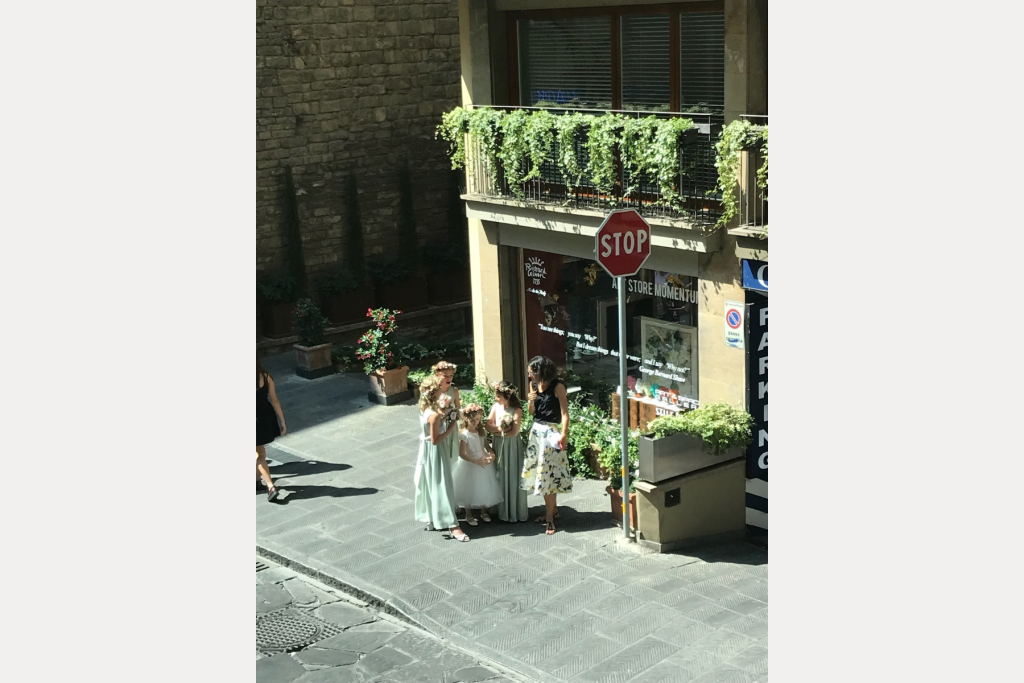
xmin=321 ymin=268 xmax=375 ymax=326
xmin=639 ymin=403 xmax=754 ymax=483
xmin=292 ymin=298 xmax=335 ymax=379
xmin=331 ymin=344 xmax=361 ymax=373
xmin=356 ymin=307 xmax=411 ymax=405
xmin=259 ymin=273 xmax=298 ymax=339
xmin=603 ymin=430 xmax=640 ymax=529
xmin=422 ymin=239 xmax=471 ymax=305
xmin=407 ymin=368 xmax=431 ymax=399
xmin=368 ymin=253 xmax=428 ymax=313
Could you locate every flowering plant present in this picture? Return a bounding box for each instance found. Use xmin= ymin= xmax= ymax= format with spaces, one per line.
xmin=437 ymin=393 xmax=459 ymax=425
xmin=355 ymin=307 xmax=402 ymax=374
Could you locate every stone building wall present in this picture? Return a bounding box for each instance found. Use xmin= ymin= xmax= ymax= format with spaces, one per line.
xmin=256 ymin=0 xmax=463 ymax=329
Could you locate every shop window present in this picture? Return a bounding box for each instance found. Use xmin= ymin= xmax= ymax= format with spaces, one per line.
xmin=521 ymin=249 xmax=699 ymax=410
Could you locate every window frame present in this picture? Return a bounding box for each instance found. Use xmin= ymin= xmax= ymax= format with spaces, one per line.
xmin=506 ymin=1 xmax=725 ymax=113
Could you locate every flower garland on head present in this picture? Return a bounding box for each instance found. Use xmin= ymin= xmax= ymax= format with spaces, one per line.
xmin=492 ymin=380 xmax=522 ymax=411
xmin=459 ymin=403 xmax=486 ymax=436
xmin=418 ymin=375 xmax=445 ymax=412
xmin=432 ymin=360 xmax=458 ymax=374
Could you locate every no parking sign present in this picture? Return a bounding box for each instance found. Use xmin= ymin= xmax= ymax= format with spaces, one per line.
xmin=724 ymin=300 xmax=744 ymax=349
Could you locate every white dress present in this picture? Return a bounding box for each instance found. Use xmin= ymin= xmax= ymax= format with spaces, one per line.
xmin=452 ymin=430 xmax=503 ymax=508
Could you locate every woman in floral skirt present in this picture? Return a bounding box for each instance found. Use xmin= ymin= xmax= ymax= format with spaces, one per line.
xmin=521 ymin=356 xmax=571 ymax=535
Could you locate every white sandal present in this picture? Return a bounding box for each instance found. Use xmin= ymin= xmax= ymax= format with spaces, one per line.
xmin=449 ymin=528 xmax=470 ymax=542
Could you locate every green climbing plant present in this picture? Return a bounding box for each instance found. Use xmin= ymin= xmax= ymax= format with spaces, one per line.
xmin=497 ymin=108 xmax=531 ymax=195
xmin=554 ymin=112 xmax=589 ymax=194
xmin=713 ymin=120 xmax=768 ymax=230
xmin=467 ymin=107 xmax=506 ymax=177
xmin=585 ymin=113 xmax=625 ymax=198
xmin=436 ymin=106 xmax=470 ymax=170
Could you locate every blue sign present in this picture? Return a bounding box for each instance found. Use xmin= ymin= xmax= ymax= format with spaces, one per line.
xmin=742 ymin=260 xmax=768 ymax=292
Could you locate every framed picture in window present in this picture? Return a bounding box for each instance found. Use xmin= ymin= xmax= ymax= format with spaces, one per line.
xmin=639 ymin=316 xmax=698 ymax=400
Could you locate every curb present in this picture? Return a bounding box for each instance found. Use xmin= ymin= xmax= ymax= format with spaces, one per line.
xmin=257 ymin=543 xmax=561 ymax=683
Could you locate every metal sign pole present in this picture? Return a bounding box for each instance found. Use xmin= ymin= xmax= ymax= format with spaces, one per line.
xmin=618 ymin=275 xmax=630 ymax=539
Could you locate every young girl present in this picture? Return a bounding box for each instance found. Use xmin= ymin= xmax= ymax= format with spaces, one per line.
xmin=414 ymin=375 xmax=470 ymax=542
xmin=486 ymin=382 xmax=529 ymax=523
xmin=452 ymin=404 xmax=503 ymax=525
xmin=432 ymin=361 xmax=461 ymax=464
xmin=522 ymin=355 xmax=571 ymax=535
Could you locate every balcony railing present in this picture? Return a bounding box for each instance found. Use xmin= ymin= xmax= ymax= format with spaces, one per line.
xmin=737 ymin=114 xmax=767 ymax=233
xmin=464 ymin=105 xmax=723 ymax=226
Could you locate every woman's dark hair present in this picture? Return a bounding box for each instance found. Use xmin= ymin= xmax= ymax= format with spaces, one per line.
xmin=493 ymin=381 xmax=523 ymax=410
xmin=527 ymin=356 xmax=558 ymax=385
xmin=257 ymin=359 xmax=271 ymax=387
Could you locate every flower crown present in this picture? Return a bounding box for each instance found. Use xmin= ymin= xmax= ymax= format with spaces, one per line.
xmin=493 ymin=381 xmax=519 ymax=396
xmin=463 ymin=403 xmax=483 ymax=415
xmin=432 ymin=361 xmax=458 ymax=373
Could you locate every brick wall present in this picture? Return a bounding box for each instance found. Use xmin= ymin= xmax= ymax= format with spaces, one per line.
xmin=256 ymin=0 xmax=462 ymax=306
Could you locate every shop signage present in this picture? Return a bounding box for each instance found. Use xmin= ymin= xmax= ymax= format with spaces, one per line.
xmin=724 ymin=300 xmax=744 ymax=349
xmin=741 ymin=260 xmax=768 ymax=292
xmin=746 ymin=292 xmax=768 ymax=481
xmin=594 ymin=209 xmax=652 ymax=278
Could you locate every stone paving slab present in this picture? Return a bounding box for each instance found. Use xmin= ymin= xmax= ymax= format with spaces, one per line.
xmin=257 ymin=352 xmax=768 ymax=682
xmin=255 ymin=556 xmax=522 ymax=683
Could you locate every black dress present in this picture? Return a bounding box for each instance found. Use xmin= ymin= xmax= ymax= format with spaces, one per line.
xmin=257 ymin=379 xmax=281 ymax=446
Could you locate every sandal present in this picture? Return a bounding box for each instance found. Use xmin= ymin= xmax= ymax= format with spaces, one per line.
xmin=465 ymin=517 xmax=479 ymax=526
xmin=450 ymin=528 xmax=470 ymax=542
xmin=545 ymin=521 xmax=556 ymax=535
xmin=480 ymin=512 xmax=491 ymax=523
xmin=424 ymin=522 xmax=436 ymax=531
xmin=535 ymin=514 xmax=560 ymax=523
xmin=267 ymin=487 xmax=279 ymax=502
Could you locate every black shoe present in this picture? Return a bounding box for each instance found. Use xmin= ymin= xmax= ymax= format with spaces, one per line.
xmin=267 ymin=487 xmax=279 ymax=502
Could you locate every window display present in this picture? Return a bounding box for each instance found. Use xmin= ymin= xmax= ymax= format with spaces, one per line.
xmin=521 ymin=248 xmax=700 ymax=410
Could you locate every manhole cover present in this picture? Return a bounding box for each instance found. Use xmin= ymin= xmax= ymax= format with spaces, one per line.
xmin=256 ymin=609 xmax=342 ymax=655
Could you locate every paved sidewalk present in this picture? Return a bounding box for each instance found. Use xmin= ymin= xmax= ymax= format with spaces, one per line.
xmin=257 ymin=556 xmax=525 ymax=683
xmin=257 ymin=352 xmax=768 ymax=683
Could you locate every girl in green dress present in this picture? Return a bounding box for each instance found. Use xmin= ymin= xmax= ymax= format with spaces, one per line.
xmin=486 ymin=381 xmax=529 ymax=523
xmin=432 ymin=361 xmax=462 ymax=465
xmin=413 ymin=375 xmax=470 ymax=541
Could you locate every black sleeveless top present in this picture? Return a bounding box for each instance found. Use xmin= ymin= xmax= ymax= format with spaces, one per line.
xmin=533 ymin=379 xmax=563 ymax=424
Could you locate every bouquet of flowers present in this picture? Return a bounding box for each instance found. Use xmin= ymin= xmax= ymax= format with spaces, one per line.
xmin=437 ymin=394 xmax=459 ymax=426
xmin=500 ymin=413 xmax=516 ymax=434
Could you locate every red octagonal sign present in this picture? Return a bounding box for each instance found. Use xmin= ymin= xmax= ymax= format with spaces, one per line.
xmin=594 ymin=208 xmax=652 ymax=278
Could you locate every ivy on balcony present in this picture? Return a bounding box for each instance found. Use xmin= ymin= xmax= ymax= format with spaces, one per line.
xmin=715 ymin=120 xmax=768 ymax=230
xmin=437 ymin=106 xmax=700 ymax=214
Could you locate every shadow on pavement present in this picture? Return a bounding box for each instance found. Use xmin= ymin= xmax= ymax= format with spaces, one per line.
xmin=274 ymin=485 xmax=379 ymax=503
xmin=268 ymin=460 xmax=353 ymax=479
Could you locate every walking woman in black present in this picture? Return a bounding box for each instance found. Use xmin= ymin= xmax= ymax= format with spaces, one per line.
xmin=521 ymin=356 xmax=572 ymax=535
xmin=257 ymin=359 xmax=287 ymax=502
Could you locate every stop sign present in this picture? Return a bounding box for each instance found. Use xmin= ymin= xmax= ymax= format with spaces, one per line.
xmin=594 ymin=208 xmax=652 ymax=277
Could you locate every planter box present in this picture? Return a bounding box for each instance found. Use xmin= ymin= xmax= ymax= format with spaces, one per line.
xmin=606 ymin=486 xmax=638 ymax=530
xmin=639 ymin=432 xmax=744 ymax=484
xmin=261 ymin=301 xmax=297 ymax=339
xmin=377 ymin=276 xmax=429 ymax=313
xmin=427 ymin=269 xmax=470 ymax=305
xmin=294 ymin=343 xmax=335 ymax=380
xmin=324 ymin=288 xmax=375 ymax=326
xmin=368 ymin=365 xmax=411 ymax=406
xmin=634 ymin=458 xmax=746 ymax=552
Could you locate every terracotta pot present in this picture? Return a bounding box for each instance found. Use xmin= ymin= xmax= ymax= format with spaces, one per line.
xmin=261 ymin=301 xmax=297 ymax=339
xmin=369 ymin=365 xmax=410 ymax=397
xmin=294 ymin=342 xmax=334 ymax=380
xmin=606 ymin=486 xmax=638 ymax=530
xmin=377 ymin=276 xmax=429 ymax=312
xmin=426 ymin=269 xmax=471 ymax=305
xmin=324 ymin=288 xmax=376 ymax=326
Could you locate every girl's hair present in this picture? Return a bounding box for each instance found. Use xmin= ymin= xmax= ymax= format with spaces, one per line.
xmin=257 ymin=359 xmax=271 ymax=387
xmin=527 ymin=356 xmax=559 ymax=385
xmin=459 ymin=403 xmax=486 ymax=436
xmin=431 ymin=360 xmax=457 ymax=374
xmin=492 ymin=381 xmax=522 ymax=410
xmin=418 ymin=375 xmax=445 ymax=411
